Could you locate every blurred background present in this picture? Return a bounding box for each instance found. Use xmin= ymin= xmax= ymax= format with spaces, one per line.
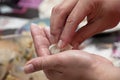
xmin=0 ymin=0 xmax=120 ymax=80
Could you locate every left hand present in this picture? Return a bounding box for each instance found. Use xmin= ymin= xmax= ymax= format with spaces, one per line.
xmin=24 ymin=25 xmax=120 ymax=80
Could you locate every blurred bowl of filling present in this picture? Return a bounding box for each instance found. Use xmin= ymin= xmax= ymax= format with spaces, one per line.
xmin=0 ymin=27 xmax=48 ymax=80
xmin=0 ymin=40 xmax=20 ymax=80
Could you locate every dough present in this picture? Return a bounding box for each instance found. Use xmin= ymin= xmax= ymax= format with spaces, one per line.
xmin=49 ymin=44 xmax=73 ymax=54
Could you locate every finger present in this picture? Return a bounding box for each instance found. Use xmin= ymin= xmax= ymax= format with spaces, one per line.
xmin=31 ymin=24 xmax=50 ymax=56
xmin=24 ymin=50 xmax=95 ymax=74
xmin=71 ymin=18 xmax=109 ymax=49
xmin=50 ymin=0 xmax=78 ymax=43
xmin=58 ymin=0 xmax=93 ymax=48
xmin=44 ymin=27 xmax=52 ymax=43
xmin=24 ymin=55 xmax=62 ymax=74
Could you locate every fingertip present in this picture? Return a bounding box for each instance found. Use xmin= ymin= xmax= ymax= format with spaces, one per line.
xmin=30 ymin=23 xmax=38 ymax=32
xmin=31 ymin=23 xmax=37 ymax=26
xmin=31 ymin=23 xmax=38 ymax=28
xmin=30 ymin=23 xmax=44 ymax=35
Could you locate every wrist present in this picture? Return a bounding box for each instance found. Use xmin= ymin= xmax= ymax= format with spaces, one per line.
xmin=97 ymin=66 xmax=120 ymax=80
xmin=110 ymin=67 xmax=120 ymax=80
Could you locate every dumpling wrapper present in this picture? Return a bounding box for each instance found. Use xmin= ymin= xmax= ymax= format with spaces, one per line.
xmin=49 ymin=44 xmax=73 ymax=54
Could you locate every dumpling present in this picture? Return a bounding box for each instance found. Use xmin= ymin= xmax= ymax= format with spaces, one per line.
xmin=49 ymin=44 xmax=73 ymax=54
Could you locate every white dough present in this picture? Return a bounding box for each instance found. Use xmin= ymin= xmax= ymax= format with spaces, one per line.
xmin=49 ymin=44 xmax=73 ymax=54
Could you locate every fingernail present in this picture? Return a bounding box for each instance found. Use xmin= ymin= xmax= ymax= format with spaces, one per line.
xmin=58 ymin=40 xmax=65 ymax=48
xmin=24 ymin=64 xmax=34 ymax=74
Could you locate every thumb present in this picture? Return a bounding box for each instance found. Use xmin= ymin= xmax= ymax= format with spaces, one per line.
xmin=24 ymin=55 xmax=61 ymax=74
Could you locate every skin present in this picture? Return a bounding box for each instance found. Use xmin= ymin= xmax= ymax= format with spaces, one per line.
xmin=50 ymin=0 xmax=120 ymax=49
xmin=24 ymin=26 xmax=120 ymax=80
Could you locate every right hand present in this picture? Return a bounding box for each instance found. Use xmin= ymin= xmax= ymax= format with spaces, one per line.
xmin=50 ymin=0 xmax=120 ymax=49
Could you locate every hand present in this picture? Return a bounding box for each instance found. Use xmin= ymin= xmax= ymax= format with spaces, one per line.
xmin=24 ymin=26 xmax=120 ymax=80
xmin=50 ymin=0 xmax=120 ymax=49
xmin=30 ymin=23 xmax=51 ymax=56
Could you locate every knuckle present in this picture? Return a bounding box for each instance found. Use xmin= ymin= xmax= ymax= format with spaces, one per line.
xmin=33 ymin=57 xmax=46 ymax=70
xmin=52 ymin=5 xmax=66 ymax=16
xmin=51 ymin=27 xmax=62 ymax=37
xmin=40 ymin=57 xmax=47 ymax=69
xmin=66 ymin=17 xmax=76 ymax=25
xmin=32 ymin=59 xmax=42 ymax=71
xmin=51 ymin=30 xmax=58 ymax=37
